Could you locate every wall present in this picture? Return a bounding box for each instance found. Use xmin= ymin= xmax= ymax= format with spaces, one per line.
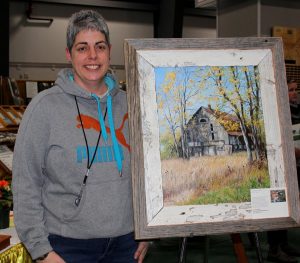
xmin=183 ymin=15 xmax=216 ymax=38
xmin=217 ymin=0 xmax=300 ymax=37
xmin=261 ymin=1 xmax=300 ymax=36
xmin=217 ymin=0 xmax=258 ymax=37
xmin=9 ymin=2 xmax=154 ymax=81
xmin=9 ymin=2 xmax=216 ymax=82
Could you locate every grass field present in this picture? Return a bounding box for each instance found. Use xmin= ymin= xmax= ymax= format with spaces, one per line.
xmin=162 ymin=152 xmax=270 ymax=206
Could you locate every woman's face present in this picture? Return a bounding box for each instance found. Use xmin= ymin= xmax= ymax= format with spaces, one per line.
xmin=66 ymin=29 xmax=111 ymax=93
xmin=288 ymin=82 xmax=298 ymax=104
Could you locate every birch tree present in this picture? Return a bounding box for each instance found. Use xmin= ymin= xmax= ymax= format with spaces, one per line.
xmin=208 ymin=65 xmax=264 ymax=163
xmin=157 ymin=67 xmax=204 ymax=159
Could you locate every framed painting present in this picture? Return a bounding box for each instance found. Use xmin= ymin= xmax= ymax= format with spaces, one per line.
xmin=124 ymin=37 xmax=300 ymax=239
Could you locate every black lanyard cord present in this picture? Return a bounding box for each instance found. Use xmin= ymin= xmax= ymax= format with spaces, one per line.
xmin=74 ymin=96 xmax=107 ymax=205
xmin=75 ymin=96 xmax=107 ymax=171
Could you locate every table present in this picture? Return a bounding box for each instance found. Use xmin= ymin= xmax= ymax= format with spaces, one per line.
xmin=0 ymin=227 xmax=32 ymax=263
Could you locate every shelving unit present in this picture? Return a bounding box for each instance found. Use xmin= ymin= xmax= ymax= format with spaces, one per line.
xmin=0 ymin=145 xmax=13 ymax=177
xmin=0 ymin=106 xmax=26 ymax=132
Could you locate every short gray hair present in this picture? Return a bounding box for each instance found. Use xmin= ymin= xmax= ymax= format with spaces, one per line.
xmin=66 ymin=9 xmax=110 ymax=51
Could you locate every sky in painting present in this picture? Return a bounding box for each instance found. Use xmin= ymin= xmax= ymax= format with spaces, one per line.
xmin=154 ymin=65 xmax=257 ymax=126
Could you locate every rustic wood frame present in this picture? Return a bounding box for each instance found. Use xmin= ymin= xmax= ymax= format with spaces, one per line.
xmin=124 ymin=37 xmax=300 ymax=239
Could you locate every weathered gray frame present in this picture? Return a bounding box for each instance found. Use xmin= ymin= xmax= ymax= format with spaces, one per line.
xmin=124 ymin=37 xmax=300 ymax=239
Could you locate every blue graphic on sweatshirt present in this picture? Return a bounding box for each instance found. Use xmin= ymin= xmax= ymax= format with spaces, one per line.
xmin=77 ymin=144 xmax=124 ymax=163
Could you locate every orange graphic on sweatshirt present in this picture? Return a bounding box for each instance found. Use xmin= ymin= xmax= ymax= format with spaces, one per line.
xmin=76 ymin=113 xmax=130 ymax=152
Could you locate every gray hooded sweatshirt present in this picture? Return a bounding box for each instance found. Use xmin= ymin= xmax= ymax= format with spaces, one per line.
xmin=12 ymin=68 xmax=134 ymax=259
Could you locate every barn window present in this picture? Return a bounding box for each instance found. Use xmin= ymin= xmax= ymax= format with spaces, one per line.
xmin=210 ymin=124 xmax=215 ymax=140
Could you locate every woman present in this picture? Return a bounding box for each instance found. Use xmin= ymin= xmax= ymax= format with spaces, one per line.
xmin=12 ymin=9 xmax=148 ymax=263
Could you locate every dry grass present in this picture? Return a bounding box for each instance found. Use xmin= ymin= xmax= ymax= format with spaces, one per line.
xmin=162 ymin=152 xmax=269 ymax=205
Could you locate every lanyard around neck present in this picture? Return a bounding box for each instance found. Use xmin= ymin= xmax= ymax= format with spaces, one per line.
xmin=74 ymin=96 xmax=107 ymax=206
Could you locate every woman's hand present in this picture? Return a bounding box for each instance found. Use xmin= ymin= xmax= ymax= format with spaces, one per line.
xmin=134 ymin=241 xmax=149 ymax=263
xmin=36 ymin=251 xmax=66 ymax=263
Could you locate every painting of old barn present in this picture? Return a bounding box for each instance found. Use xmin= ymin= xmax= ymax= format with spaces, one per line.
xmin=155 ymin=65 xmax=269 ymax=206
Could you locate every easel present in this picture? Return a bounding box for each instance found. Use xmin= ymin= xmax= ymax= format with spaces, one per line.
xmin=178 ymin=232 xmax=264 ymax=263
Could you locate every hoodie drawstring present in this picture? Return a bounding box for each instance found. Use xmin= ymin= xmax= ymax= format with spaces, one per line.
xmin=91 ymin=93 xmax=108 ymax=142
xmin=107 ymin=94 xmax=123 ymax=176
xmin=91 ymin=75 xmax=123 ymax=176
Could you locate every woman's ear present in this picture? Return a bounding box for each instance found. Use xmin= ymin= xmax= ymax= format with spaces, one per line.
xmin=66 ymin=47 xmax=72 ymax=62
xmin=109 ymin=44 xmax=112 ymax=60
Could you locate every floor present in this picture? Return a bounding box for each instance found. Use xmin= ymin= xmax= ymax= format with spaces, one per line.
xmin=144 ymin=228 xmax=300 ymax=263
xmin=5 ymin=215 xmax=300 ymax=262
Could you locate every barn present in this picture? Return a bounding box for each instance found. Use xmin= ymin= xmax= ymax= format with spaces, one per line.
xmin=185 ymin=105 xmax=250 ymax=156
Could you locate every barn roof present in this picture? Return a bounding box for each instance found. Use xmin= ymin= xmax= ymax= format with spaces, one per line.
xmin=187 ymin=105 xmax=241 ymax=133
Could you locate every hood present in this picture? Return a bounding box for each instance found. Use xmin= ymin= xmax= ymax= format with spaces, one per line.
xmin=55 ymin=68 xmax=119 ymax=101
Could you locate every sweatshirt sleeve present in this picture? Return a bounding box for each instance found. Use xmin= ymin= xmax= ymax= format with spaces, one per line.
xmin=12 ymin=96 xmax=53 ymax=260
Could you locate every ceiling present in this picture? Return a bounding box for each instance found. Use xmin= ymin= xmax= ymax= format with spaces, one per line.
xmin=25 ymin=0 xmax=217 ymax=17
xmin=111 ymin=0 xmax=217 ymax=16
xmin=195 ymin=0 xmax=216 ymax=9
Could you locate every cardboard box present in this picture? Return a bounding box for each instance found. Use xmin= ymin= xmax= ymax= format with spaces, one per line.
xmin=272 ymin=26 xmax=300 ymax=64
xmin=272 ymin=26 xmax=297 ymax=44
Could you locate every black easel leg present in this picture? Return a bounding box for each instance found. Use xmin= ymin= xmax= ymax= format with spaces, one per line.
xmin=203 ymin=236 xmax=210 ymax=263
xmin=253 ymin=232 xmax=264 ymax=263
xmin=178 ymin=237 xmax=188 ymax=263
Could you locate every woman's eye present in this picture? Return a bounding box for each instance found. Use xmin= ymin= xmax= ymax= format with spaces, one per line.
xmin=96 ymin=44 xmax=107 ymax=51
xmin=77 ymin=46 xmax=87 ymax=52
